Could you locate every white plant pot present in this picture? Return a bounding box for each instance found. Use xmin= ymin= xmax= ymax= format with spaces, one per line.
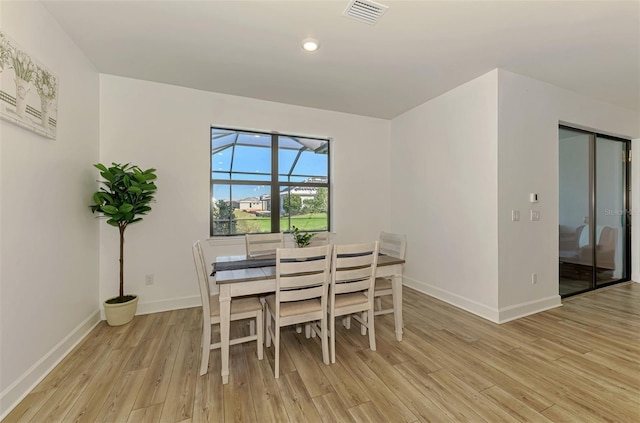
xmin=103 ymin=295 xmax=138 ymax=326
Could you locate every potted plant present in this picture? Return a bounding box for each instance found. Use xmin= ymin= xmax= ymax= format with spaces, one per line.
xmin=292 ymin=225 xmax=316 ymax=248
xmin=90 ymin=162 xmax=157 ymax=326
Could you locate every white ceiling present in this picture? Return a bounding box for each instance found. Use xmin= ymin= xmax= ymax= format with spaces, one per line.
xmin=42 ymin=0 xmax=640 ymax=119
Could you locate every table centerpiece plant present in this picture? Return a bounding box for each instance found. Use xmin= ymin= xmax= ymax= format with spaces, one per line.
xmin=292 ymin=225 xmax=316 ymax=248
xmin=89 ymin=162 xmax=157 ymax=326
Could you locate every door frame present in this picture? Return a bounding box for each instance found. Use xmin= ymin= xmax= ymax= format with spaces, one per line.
xmin=559 ymin=125 xmax=631 ymax=297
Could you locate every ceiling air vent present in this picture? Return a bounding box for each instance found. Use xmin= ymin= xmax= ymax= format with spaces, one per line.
xmin=343 ymin=0 xmax=388 ymax=25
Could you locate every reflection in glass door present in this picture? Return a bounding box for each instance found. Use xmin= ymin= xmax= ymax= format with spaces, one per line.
xmin=559 ymin=128 xmax=593 ymax=296
xmin=595 ymin=138 xmax=628 ymax=286
xmin=558 ymin=126 xmax=630 ymax=297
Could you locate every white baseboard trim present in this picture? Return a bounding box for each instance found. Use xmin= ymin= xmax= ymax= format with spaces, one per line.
xmin=0 ymin=309 xmax=101 ymax=421
xmin=403 ymin=276 xmax=562 ymax=324
xmin=98 ymin=295 xmax=202 ymax=320
xmin=403 ymin=276 xmax=501 ymax=323
xmin=137 ymin=295 xmax=201 ymax=316
xmin=632 ymin=275 xmax=639 ymax=284
xmin=496 ymin=295 xmax=562 ymax=323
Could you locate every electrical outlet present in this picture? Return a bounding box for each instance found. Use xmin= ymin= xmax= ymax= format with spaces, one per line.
xmin=531 ymin=273 xmax=537 ymax=284
xmin=512 ymin=210 xmax=520 ymax=222
xmin=145 ymin=274 xmax=154 ymax=285
xmin=531 ymin=210 xmax=540 ymax=221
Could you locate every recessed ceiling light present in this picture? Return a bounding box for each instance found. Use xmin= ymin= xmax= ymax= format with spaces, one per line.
xmin=302 ymin=38 xmax=319 ymax=52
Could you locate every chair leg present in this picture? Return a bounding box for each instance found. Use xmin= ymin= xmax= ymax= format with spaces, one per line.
xmin=274 ymin=326 xmax=280 ymax=378
xmin=256 ymin=312 xmax=264 ymax=360
xmin=305 ymin=323 xmax=311 ymax=338
xmin=321 ymin=316 xmax=329 ymax=365
xmin=330 ymin=314 xmax=336 ymax=364
xmin=200 ymin=322 xmax=211 ymax=375
xmin=361 ymin=312 xmax=367 ymax=336
xmin=343 ymin=316 xmax=351 ymax=329
xmin=249 ymin=320 xmax=256 ymax=336
xmin=265 ymin=305 xmax=272 ymax=348
xmin=368 ymin=308 xmax=376 ymax=351
xmin=375 ymin=297 xmax=382 ymax=311
xmin=296 ymin=324 xmax=303 ymax=333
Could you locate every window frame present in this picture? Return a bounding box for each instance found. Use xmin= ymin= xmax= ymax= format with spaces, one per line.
xmin=210 ymin=126 xmax=331 ymax=237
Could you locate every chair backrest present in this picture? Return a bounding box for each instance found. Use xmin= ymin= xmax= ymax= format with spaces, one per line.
xmin=307 ymin=231 xmax=330 ymax=247
xmin=379 ymin=232 xmax=407 ymax=260
xmin=192 ymin=240 xmax=211 ymax=318
xmin=275 ymin=245 xmax=332 ymax=307
xmin=331 ymin=241 xmax=379 ymax=296
xmin=245 ymin=232 xmax=284 ymax=257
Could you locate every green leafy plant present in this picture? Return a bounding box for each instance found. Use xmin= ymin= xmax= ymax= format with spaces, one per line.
xmin=292 ymin=225 xmax=316 ymax=248
xmin=90 ymin=163 xmax=157 ymax=303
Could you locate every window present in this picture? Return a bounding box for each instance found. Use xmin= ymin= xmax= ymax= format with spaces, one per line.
xmin=211 ymin=127 xmax=330 ymax=236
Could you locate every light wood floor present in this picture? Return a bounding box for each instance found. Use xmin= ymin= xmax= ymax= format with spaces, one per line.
xmin=4 ymin=283 xmax=639 ymax=422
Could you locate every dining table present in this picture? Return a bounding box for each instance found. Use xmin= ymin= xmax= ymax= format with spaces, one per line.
xmin=211 ymin=253 xmax=405 ymax=384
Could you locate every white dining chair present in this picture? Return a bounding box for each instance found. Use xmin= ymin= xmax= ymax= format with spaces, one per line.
xmin=192 ymin=240 xmax=263 ymax=376
xmin=264 ymin=245 xmax=332 ymax=378
xmin=245 ymin=232 xmax=284 ymax=257
xmin=329 ymin=241 xmax=379 ymax=364
xmin=307 ymin=231 xmax=330 ymax=247
xmin=374 ymin=232 xmax=407 ymax=317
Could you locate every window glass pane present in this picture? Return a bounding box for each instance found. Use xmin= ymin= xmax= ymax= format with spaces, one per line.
xmin=279 ymin=185 xmax=328 ymax=232
xmin=211 ymin=130 xmax=271 ymax=177
xmin=212 ymin=184 xmax=271 ymax=235
xmin=278 ymin=136 xmax=328 ymax=182
xmin=232 ymin=145 xmax=271 ymax=176
xmin=211 ymin=128 xmax=330 ymax=236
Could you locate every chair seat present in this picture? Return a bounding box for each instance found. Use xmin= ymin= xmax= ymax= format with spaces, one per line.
xmin=374 ymin=277 xmax=392 ymax=291
xmin=265 ymin=295 xmax=322 ymax=317
xmin=334 ymin=292 xmax=368 ymax=308
xmin=210 ymin=295 xmax=262 ymax=318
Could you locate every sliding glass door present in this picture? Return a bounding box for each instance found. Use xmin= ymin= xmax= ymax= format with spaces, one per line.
xmin=558 ymin=126 xmax=630 ymax=297
xmin=595 ymin=137 xmax=628 ymax=286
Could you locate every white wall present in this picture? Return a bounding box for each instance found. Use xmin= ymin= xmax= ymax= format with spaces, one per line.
xmin=390 ymin=70 xmax=500 ymax=319
xmin=99 ymin=75 xmax=390 ymax=313
xmin=0 ymin=2 xmax=100 ymax=417
xmin=497 ymin=69 xmax=640 ymax=321
xmin=390 ymin=68 xmax=639 ymax=324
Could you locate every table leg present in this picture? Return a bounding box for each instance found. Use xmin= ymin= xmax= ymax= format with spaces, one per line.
xmin=392 ymin=271 xmax=403 ymax=341
xmin=219 ymin=285 xmax=231 ymax=384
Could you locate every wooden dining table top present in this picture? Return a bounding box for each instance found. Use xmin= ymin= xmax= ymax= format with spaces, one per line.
xmin=213 ymin=253 xmax=405 ymax=284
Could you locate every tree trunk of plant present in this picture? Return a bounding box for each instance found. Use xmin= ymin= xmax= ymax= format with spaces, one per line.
xmin=119 ymin=224 xmax=126 ymax=298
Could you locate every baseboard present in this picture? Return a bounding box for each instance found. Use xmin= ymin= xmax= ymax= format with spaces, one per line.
xmin=0 ymin=309 xmax=101 ymax=421
xmin=98 ymin=295 xmax=202 ymax=320
xmin=403 ymin=276 xmax=501 ymax=323
xmin=137 ymin=295 xmax=201 ymax=315
xmin=403 ymin=276 xmax=562 ymax=324
xmin=496 ymin=295 xmax=562 ymax=323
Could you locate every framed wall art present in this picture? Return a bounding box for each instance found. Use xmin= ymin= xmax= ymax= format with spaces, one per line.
xmin=0 ymin=29 xmax=58 ymax=140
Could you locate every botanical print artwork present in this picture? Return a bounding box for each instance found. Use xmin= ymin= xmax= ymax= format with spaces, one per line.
xmin=0 ymin=29 xmax=58 ymax=140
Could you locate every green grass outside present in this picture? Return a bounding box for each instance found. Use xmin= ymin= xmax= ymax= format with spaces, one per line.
xmin=234 ymin=210 xmax=327 ymax=233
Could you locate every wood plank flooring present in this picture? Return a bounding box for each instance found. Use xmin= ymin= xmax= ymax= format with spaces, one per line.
xmin=4 ymin=283 xmax=639 ymax=422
